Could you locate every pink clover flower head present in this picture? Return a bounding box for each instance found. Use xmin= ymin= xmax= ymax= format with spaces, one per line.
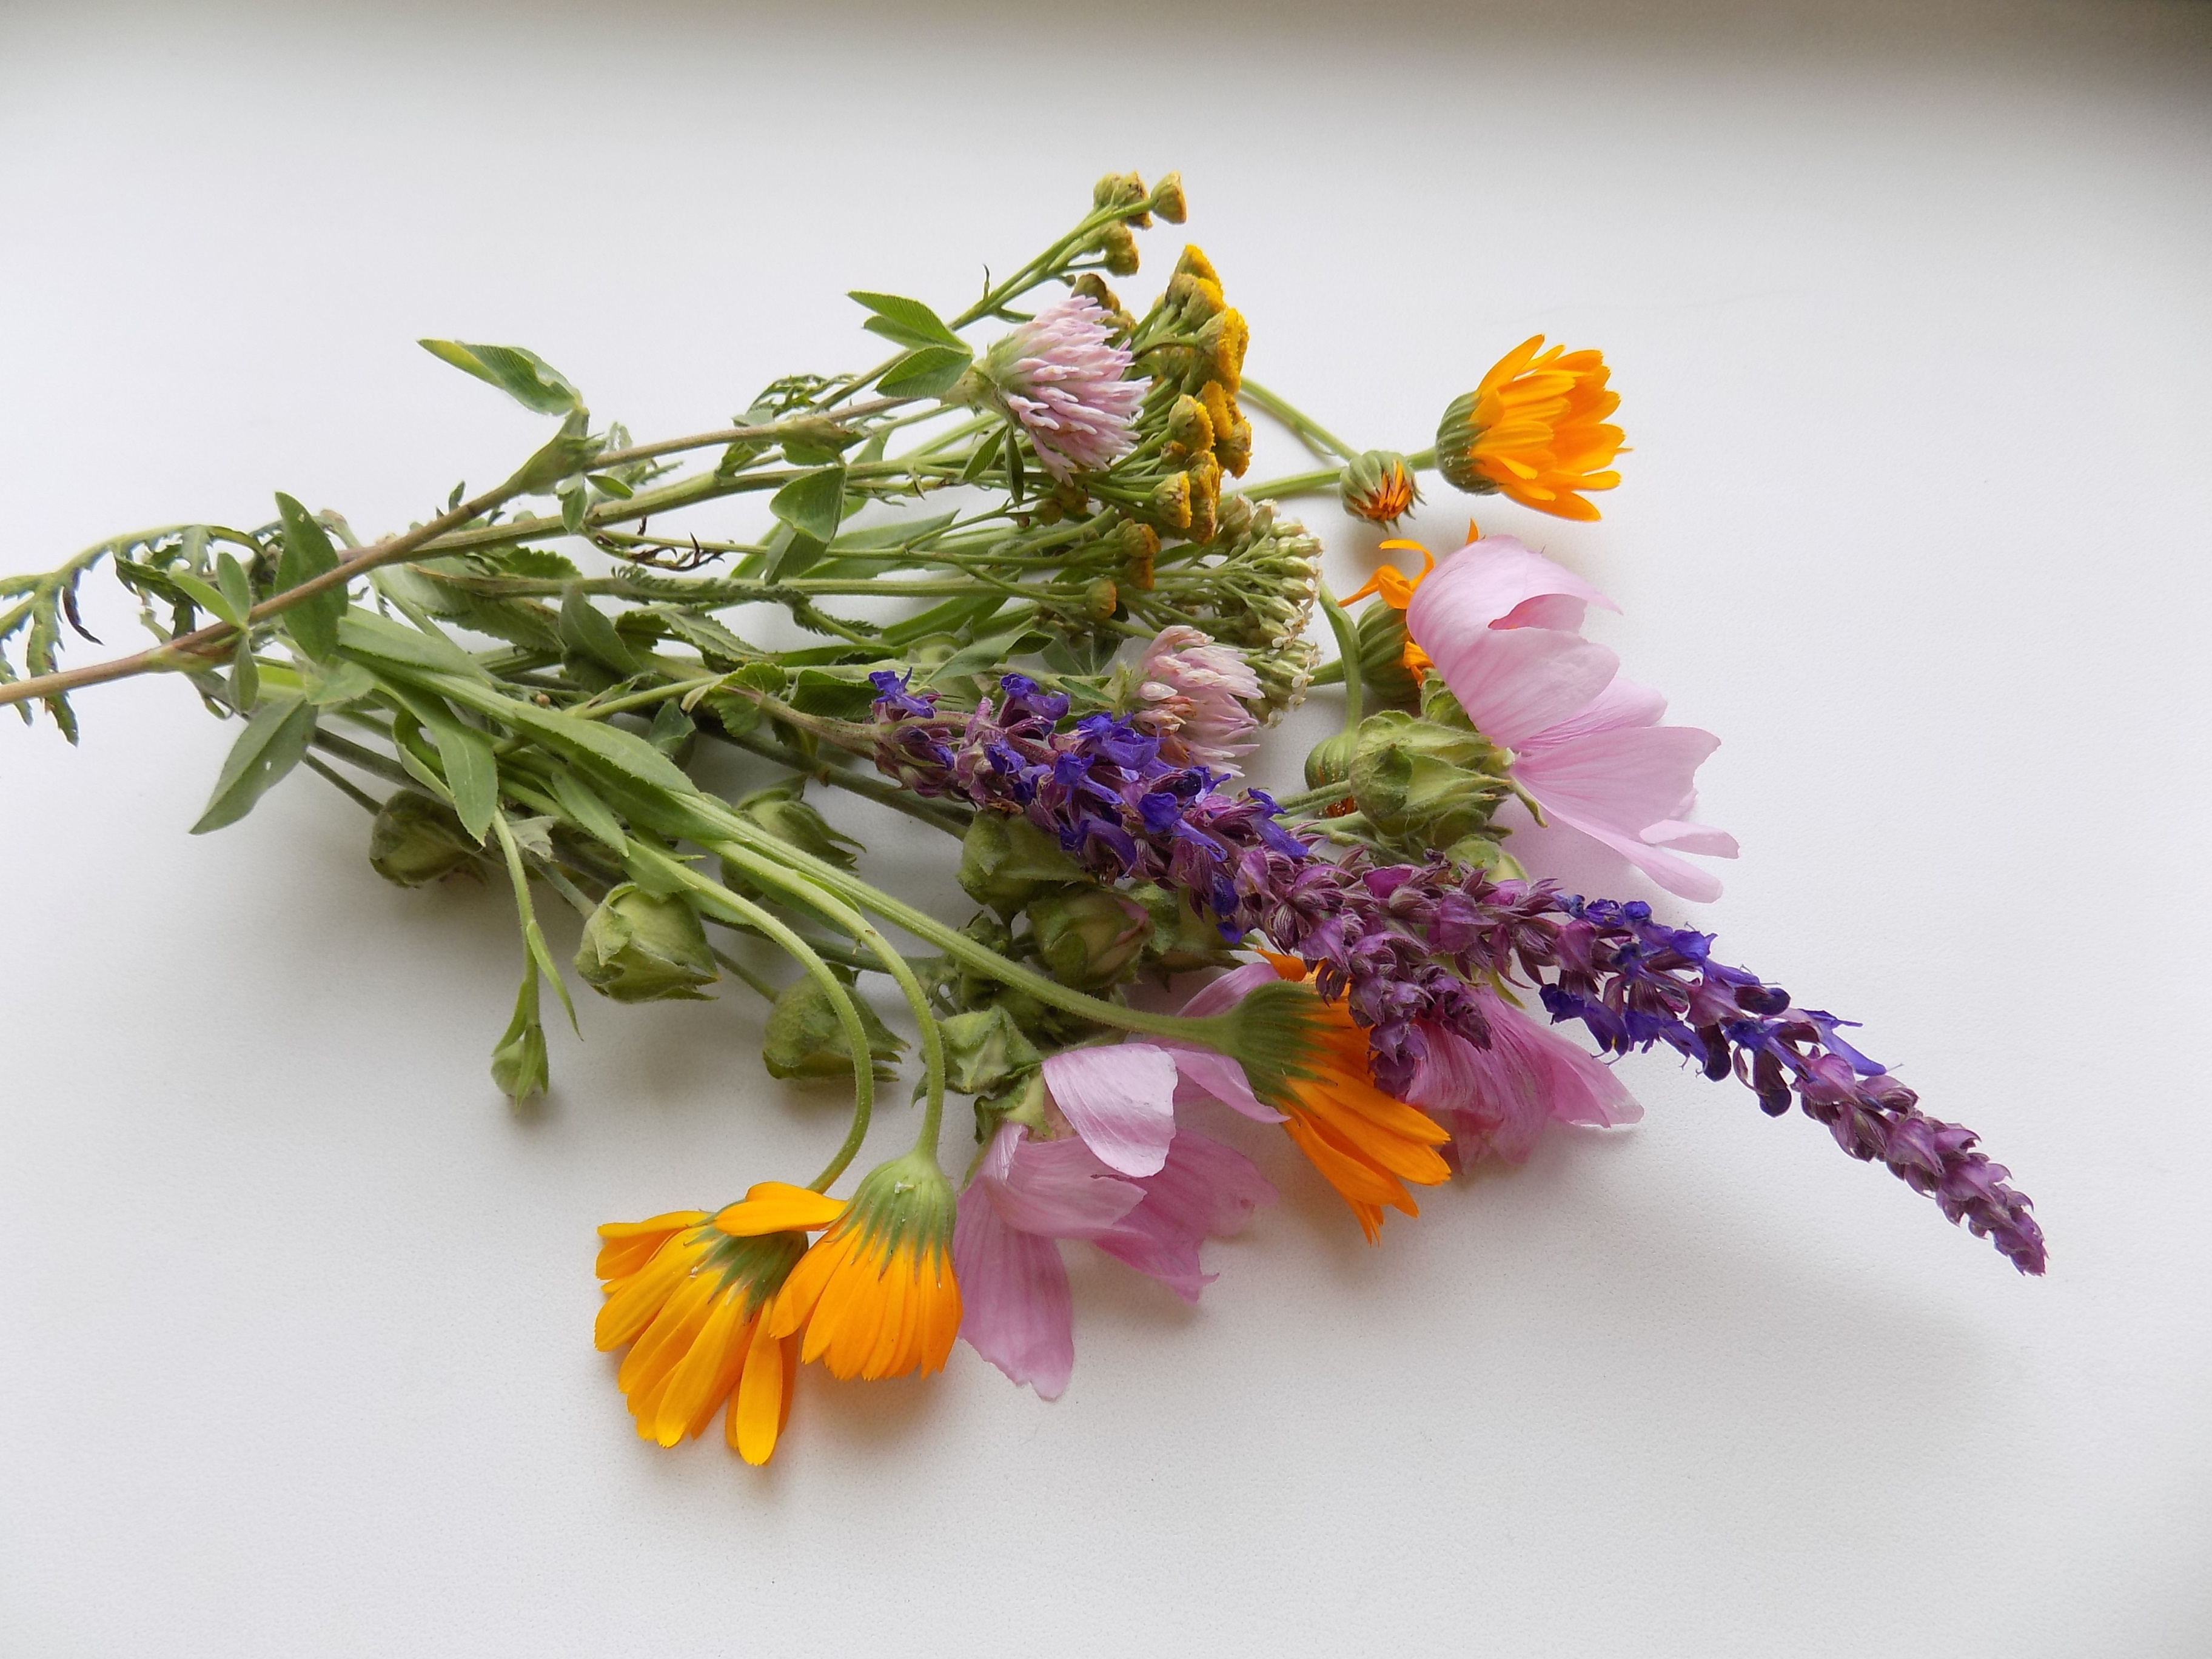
xmin=977 ymin=293 xmax=1145 ymax=480
xmin=1123 ymin=625 xmax=1263 ymax=773
xmin=951 ymin=1039 xmax=1276 ymax=1398
xmin=1406 ymin=988 xmax=1641 ymax=1167
xmin=1403 ymin=535 xmax=1740 ymax=902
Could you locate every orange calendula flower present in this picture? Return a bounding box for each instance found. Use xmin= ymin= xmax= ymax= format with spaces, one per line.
xmin=720 ymin=1153 xmax=962 ymax=1382
xmin=1435 ymin=336 xmax=1623 ymax=520
xmin=593 ymin=1194 xmax=830 ymax=1465
xmin=1250 ymin=954 xmax=1453 ymax=1242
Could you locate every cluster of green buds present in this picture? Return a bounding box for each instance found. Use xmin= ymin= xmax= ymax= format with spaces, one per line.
xmin=1086 ymin=169 xmax=1188 ymax=276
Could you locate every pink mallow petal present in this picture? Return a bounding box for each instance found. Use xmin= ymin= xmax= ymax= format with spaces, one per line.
xmin=1043 ymin=1043 xmax=1180 ymax=1176
xmin=1406 ymin=536 xmax=1618 ymax=634
xmin=1407 ymin=993 xmax=1641 ymax=1167
xmin=1096 ymin=1130 xmax=1278 ymax=1302
xmin=1512 ymin=724 xmax=1734 ymax=902
xmin=1418 ymin=624 xmax=1621 ymax=751
xmin=983 ymin=1124 xmax=1145 ymax=1238
xmin=1642 ymin=817 xmax=1741 ymax=857
xmin=953 ymin=1178 xmax=1076 ymax=1398
xmin=1517 ymin=673 xmax=1668 ymax=749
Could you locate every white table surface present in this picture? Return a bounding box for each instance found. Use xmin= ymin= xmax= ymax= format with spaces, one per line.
xmin=3 ymin=2 xmax=2208 ymax=1652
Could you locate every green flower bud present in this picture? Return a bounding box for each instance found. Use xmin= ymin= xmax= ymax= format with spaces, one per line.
xmin=368 ymin=791 xmax=477 ymax=887
xmin=1304 ymin=726 xmax=1358 ymax=792
xmin=957 ymin=812 xmax=1087 ymax=916
xmin=1085 ymin=577 xmax=1121 ymax=620
xmin=1338 ymin=449 xmax=1421 ymax=526
xmin=1133 ymin=881 xmax=1240 ymax=976
xmin=1025 ymin=888 xmax=1150 ymax=988
xmin=1348 ymin=710 xmax=1512 ymax=849
xmin=735 ymin=785 xmax=860 ymax=870
xmin=937 ymin=1005 xmax=1044 ymax=1098
xmin=1096 ymin=222 xmax=1141 ymax=278
xmin=573 ymin=883 xmax=719 ymax=1003
xmin=1250 ymin=635 xmax=1320 ymax=723
xmin=762 ymin=972 xmax=903 ymax=1080
xmin=1355 ymin=599 xmax=1425 ymax=711
xmin=1092 ymin=169 xmax=1150 ymax=221
xmin=1150 ymin=171 xmax=1188 ymax=224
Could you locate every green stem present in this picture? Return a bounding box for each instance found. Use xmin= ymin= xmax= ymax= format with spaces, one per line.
xmin=1239 ymin=463 xmax=1346 ymax=501
xmin=626 ymin=842 xmax=877 ymax=1191
xmin=1316 ymin=583 xmax=1363 ymax=734
xmin=1240 ymin=378 xmax=1358 ymax=463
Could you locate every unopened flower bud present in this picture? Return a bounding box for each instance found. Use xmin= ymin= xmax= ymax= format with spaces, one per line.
xmin=958 ymin=811 xmax=1086 ymax=916
xmin=1339 ymin=450 xmax=1421 ymax=526
xmin=1085 ymin=577 xmax=1121 ymax=620
xmin=1165 ymin=269 xmax=1225 ymax=325
xmin=1175 ymin=245 xmax=1219 ymax=284
xmin=1215 ymin=492 xmax=1256 ymax=541
xmin=1304 ymin=726 xmax=1358 ymax=791
xmin=1201 ymin=383 xmax=1253 ymax=476
xmin=1095 ymin=223 xmax=1141 ymax=278
xmin=1355 ymin=598 xmax=1426 ymax=709
xmin=1150 ymin=471 xmax=1193 ymax=531
xmin=1348 ymin=711 xmax=1512 ymax=848
xmin=1025 ymin=888 xmax=1150 ymax=988
xmin=1113 ymin=517 xmax=1159 ymax=589
xmin=574 ymin=883 xmax=719 ymax=1003
xmin=1092 ymin=169 xmax=1150 ymax=224
xmin=761 ymin=971 xmax=902 ymax=1079
xmin=1250 ymin=635 xmax=1319 ymax=722
xmin=936 ymin=1005 xmax=1044 ymax=1099
xmin=1150 ymin=172 xmax=1188 ymax=224
xmin=1164 ymin=393 xmax=1215 ymax=460
xmin=368 ymin=791 xmax=477 ymax=887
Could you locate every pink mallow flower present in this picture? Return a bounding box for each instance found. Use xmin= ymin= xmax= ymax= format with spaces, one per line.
xmin=974 ymin=293 xmax=1145 ymax=480
xmin=1407 ymin=988 xmax=1642 ymax=1165
xmin=953 ymin=1041 xmax=1276 ymax=1399
xmin=1402 ymin=535 xmax=1739 ymax=902
xmin=1122 ymin=625 xmax=1263 ymax=773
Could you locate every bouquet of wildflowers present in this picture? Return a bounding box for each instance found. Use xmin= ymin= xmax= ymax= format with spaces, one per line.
xmin=1 ymin=172 xmax=2042 ymax=1467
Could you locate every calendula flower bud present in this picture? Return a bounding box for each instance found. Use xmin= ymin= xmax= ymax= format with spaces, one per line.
xmin=1025 ymin=887 xmax=1151 ymax=988
xmin=1339 ymin=450 xmax=1422 ymax=526
xmin=1304 ymin=726 xmax=1357 ymax=792
xmin=957 ymin=811 xmax=1085 ymax=916
xmin=1150 ymin=172 xmax=1188 ymax=224
xmin=367 ymin=791 xmax=477 ymax=887
xmin=1095 ymin=223 xmax=1141 ymax=277
xmin=574 ymin=883 xmax=720 ymax=1003
xmin=1355 ymin=597 xmax=1426 ymax=709
xmin=761 ymin=971 xmax=903 ymax=1079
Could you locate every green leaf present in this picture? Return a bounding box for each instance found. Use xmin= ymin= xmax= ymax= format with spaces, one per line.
xmin=378 ymin=679 xmax=498 ymax=841
xmin=502 ymin=413 xmax=604 ymax=494
xmin=550 ymin=766 xmax=628 ymax=852
xmin=190 ymin=694 xmax=318 ymax=834
xmin=170 ymin=569 xmax=243 ymax=629
xmin=928 ymin=618 xmax=1042 ymax=685
xmin=418 ymin=339 xmax=582 ymax=415
xmin=215 ymin=552 xmax=253 ymax=624
xmin=655 ymin=609 xmax=759 ymax=665
xmin=848 ymin=291 xmax=964 ymax=351
xmin=229 ymin=634 xmax=259 ymax=710
xmin=338 ymin=609 xmax=490 ymax=682
xmin=788 ymin=668 xmax=877 ymax=723
xmin=272 ymin=493 xmax=346 ymax=661
xmin=693 ymin=661 xmax=784 ymax=737
xmin=495 ymin=548 xmax=580 ymax=580
xmin=558 ymin=482 xmax=588 ymax=536
xmin=306 ymin=660 xmax=377 ymax=707
xmin=504 ymin=814 xmax=557 ymax=861
xmin=464 ymin=685 xmax=698 ymax=796
xmin=648 ymin=700 xmax=693 ymax=755
xmin=878 ymin=345 xmax=973 ymax=400
xmin=586 ymin=472 xmax=634 ymax=500
xmin=769 ymin=468 xmax=847 ymax=543
xmin=558 ymin=586 xmax=642 ymax=675
xmin=832 ymin=511 xmax=959 ymax=552
xmin=960 ymin=427 xmax=1004 ymax=484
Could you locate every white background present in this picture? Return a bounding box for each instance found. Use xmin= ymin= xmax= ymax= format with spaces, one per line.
xmin=2 ymin=2 xmax=2208 ymax=1652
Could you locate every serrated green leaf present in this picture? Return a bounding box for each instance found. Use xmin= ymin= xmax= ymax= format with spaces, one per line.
xmin=655 ymin=609 xmax=759 ymax=666
xmin=307 ymin=660 xmax=377 ymax=707
xmin=419 ymin=339 xmax=581 ymax=415
xmin=272 ymin=493 xmax=346 ymax=661
xmin=769 ymin=468 xmax=846 ymax=543
xmin=190 ymin=694 xmax=317 ymax=833
xmin=879 ymin=344 xmax=973 ymax=400
xmin=848 ymin=290 xmax=965 ymax=350
xmin=550 ymin=766 xmax=628 ymax=852
xmin=496 ymin=548 xmax=581 ymax=580
xmin=648 ymin=699 xmax=693 ymax=756
xmin=338 ymin=609 xmax=490 ymax=682
xmin=557 ymin=587 xmax=642 ymax=675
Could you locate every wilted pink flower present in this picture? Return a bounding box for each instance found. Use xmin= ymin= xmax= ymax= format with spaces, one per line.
xmin=1406 ymin=987 xmax=1641 ymax=1165
xmin=976 ymin=293 xmax=1145 ymax=480
xmin=1124 ymin=625 xmax=1262 ymax=772
xmin=1403 ymin=535 xmax=1738 ymax=902
xmin=952 ymin=1039 xmax=1276 ymax=1397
